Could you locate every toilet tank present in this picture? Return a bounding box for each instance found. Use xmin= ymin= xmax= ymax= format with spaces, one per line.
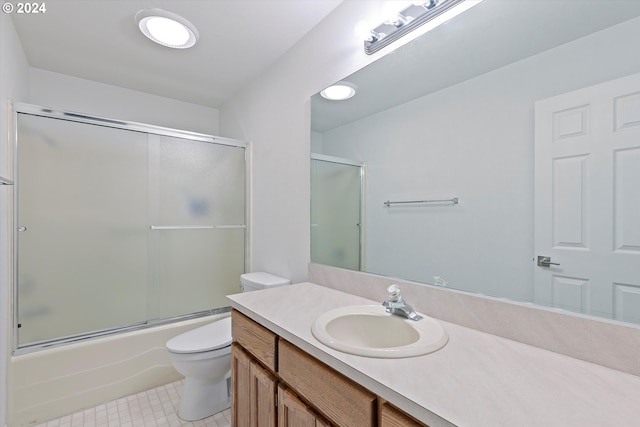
xmin=240 ymin=272 xmax=291 ymax=292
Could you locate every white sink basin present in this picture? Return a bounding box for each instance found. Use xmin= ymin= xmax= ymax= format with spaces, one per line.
xmin=311 ymin=305 xmax=448 ymax=358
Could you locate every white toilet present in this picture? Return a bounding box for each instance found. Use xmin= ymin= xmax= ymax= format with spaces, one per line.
xmin=166 ymin=272 xmax=291 ymax=421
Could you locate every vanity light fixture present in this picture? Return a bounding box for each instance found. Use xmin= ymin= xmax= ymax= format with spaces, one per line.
xmin=364 ymin=0 xmax=483 ymax=55
xmin=135 ymin=9 xmax=199 ymax=49
xmin=320 ymin=81 xmax=357 ymax=101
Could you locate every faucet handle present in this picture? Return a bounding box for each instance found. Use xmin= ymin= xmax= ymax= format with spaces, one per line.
xmin=386 ymin=284 xmax=401 ymax=301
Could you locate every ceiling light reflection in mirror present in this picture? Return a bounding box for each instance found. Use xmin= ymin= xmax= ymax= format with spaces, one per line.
xmin=320 ymin=81 xmax=357 ymax=101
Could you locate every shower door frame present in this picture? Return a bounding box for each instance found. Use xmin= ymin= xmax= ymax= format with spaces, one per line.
xmin=310 ymin=153 xmax=366 ymax=271
xmin=11 ymin=102 xmax=249 ymax=354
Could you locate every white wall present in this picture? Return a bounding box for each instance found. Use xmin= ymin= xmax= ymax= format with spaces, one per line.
xmin=317 ymin=16 xmax=640 ymax=302
xmin=219 ymin=1 xmax=405 ymax=283
xmin=29 ymin=68 xmax=219 ymax=135
xmin=0 ymin=11 xmax=30 ymax=427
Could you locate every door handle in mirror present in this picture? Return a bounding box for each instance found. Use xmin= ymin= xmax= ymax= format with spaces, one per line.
xmin=537 ymin=256 xmax=560 ymax=267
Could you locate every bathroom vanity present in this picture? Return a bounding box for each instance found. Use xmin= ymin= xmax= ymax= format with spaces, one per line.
xmin=228 ymin=283 xmax=640 ymax=426
xmin=231 ymin=309 xmax=424 ymax=426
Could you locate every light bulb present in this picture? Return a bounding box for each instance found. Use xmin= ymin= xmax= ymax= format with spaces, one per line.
xmin=320 ymin=82 xmax=357 ymax=101
xmin=136 ymin=9 xmax=199 ymax=49
xmin=144 ymin=16 xmax=190 ymax=46
xmin=354 ymin=20 xmax=375 ymax=41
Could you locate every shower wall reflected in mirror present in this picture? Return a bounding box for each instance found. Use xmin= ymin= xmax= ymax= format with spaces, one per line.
xmin=14 ymin=105 xmax=247 ymax=350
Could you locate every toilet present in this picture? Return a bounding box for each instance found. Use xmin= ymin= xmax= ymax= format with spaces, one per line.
xmin=166 ymin=272 xmax=291 ymax=421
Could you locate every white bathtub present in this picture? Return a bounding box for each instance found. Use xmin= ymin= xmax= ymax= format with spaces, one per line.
xmin=7 ymin=313 xmax=228 ymax=426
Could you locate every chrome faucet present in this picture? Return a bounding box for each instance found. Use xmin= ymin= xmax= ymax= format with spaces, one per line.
xmin=382 ymin=284 xmax=423 ymax=321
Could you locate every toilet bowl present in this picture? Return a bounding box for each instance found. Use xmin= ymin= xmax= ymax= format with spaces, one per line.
xmin=166 ymin=272 xmax=291 ymax=421
xmin=166 ymin=317 xmax=232 ymax=421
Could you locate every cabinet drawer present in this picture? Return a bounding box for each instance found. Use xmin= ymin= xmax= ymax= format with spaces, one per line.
xmin=232 ymin=310 xmax=278 ymax=372
xmin=278 ymin=339 xmax=376 ymax=427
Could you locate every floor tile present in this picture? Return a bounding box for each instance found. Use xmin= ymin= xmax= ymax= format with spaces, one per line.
xmin=34 ymin=380 xmax=231 ymax=427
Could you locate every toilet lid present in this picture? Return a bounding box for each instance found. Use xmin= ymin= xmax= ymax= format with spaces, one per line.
xmin=166 ymin=317 xmax=232 ymax=354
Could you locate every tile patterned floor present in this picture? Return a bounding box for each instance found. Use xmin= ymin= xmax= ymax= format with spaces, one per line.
xmin=35 ymin=380 xmax=231 ymax=427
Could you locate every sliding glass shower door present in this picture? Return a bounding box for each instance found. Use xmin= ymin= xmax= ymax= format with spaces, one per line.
xmin=310 ymin=155 xmax=363 ymax=271
xmin=15 ymin=107 xmax=246 ymax=349
xmin=147 ymin=135 xmax=246 ymax=320
xmin=17 ymin=114 xmax=149 ymax=345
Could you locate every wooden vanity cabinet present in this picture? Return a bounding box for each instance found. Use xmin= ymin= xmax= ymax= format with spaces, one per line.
xmin=231 ymin=309 xmax=430 ymax=427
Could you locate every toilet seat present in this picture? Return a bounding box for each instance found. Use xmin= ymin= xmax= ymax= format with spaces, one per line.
xmin=166 ymin=317 xmax=232 ymax=354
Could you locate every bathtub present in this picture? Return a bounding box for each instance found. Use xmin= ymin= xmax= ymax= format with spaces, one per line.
xmin=7 ymin=312 xmax=228 ymax=426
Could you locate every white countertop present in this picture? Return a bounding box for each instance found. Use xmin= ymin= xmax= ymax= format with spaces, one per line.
xmin=227 ymin=282 xmax=640 ymax=427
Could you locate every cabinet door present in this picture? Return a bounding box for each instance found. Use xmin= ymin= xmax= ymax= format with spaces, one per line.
xmin=380 ymin=401 xmax=429 ymax=427
xmin=278 ymin=385 xmax=331 ymax=427
xmin=252 ymin=359 xmax=277 ymax=426
xmin=231 ymin=344 xmax=277 ymax=427
xmin=232 ymin=344 xmax=252 ymax=426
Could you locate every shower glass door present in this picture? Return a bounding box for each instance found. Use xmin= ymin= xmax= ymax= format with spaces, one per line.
xmin=15 ymin=107 xmax=246 ymax=350
xmin=16 ymin=114 xmax=149 ymax=345
xmin=310 ymin=155 xmax=363 ymax=270
xmin=147 ymin=135 xmax=246 ymax=320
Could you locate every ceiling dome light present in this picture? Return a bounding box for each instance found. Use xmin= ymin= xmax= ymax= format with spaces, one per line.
xmin=320 ymin=81 xmax=357 ymax=101
xmin=136 ymin=9 xmax=199 ymax=49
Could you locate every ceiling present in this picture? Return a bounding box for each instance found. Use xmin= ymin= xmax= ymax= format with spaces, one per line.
xmin=11 ymin=0 xmax=342 ymax=108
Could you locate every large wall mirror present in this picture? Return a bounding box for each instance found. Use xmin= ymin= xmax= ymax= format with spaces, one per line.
xmin=310 ymin=0 xmax=640 ymax=326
